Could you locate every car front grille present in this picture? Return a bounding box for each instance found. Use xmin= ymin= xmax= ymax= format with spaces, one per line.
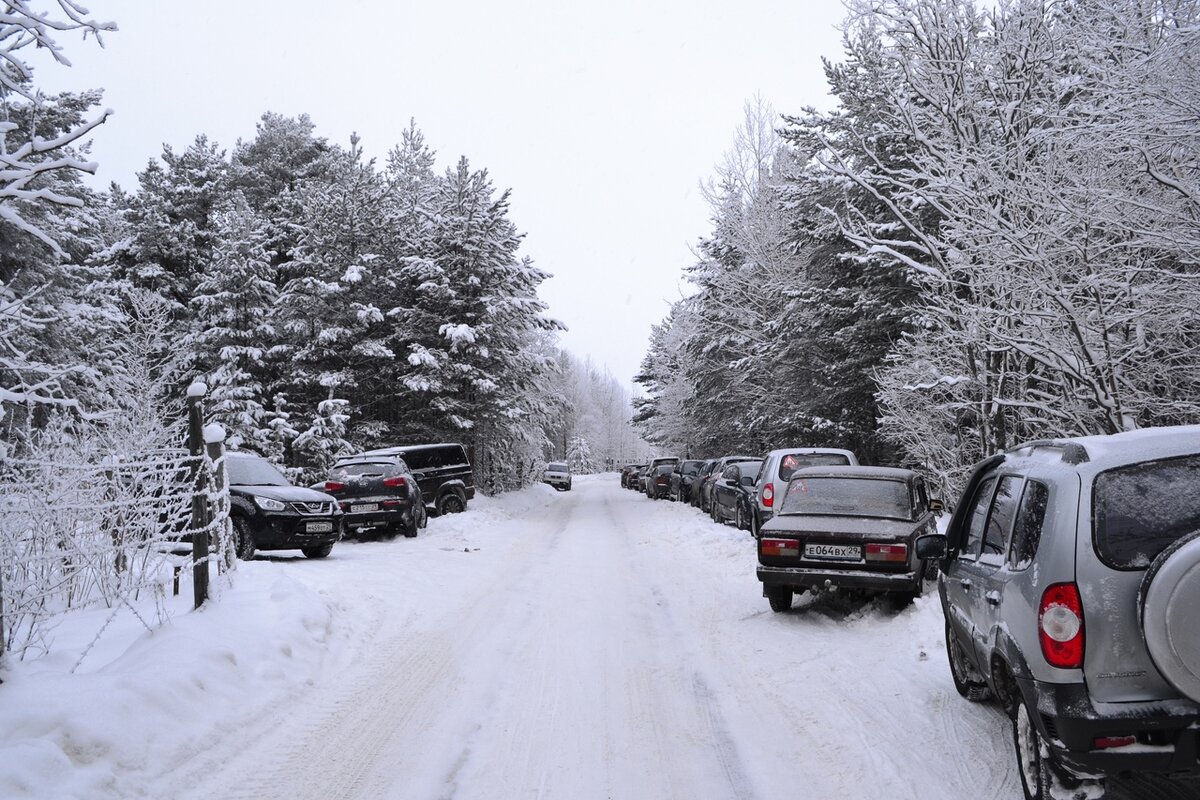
xmin=292 ymin=501 xmax=334 ymax=515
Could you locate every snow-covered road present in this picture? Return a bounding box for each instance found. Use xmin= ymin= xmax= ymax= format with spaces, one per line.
xmin=5 ymin=474 xmax=1199 ymax=799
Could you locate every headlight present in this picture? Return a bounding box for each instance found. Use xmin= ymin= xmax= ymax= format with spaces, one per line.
xmin=254 ymin=496 xmax=286 ymax=512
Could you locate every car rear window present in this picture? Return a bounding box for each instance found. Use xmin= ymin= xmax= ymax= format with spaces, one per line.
xmin=681 ymin=460 xmax=703 ymax=475
xmin=780 ymin=476 xmax=912 ymax=520
xmin=333 ymin=462 xmax=404 ymax=478
xmin=1094 ymin=454 xmax=1200 ymax=569
xmin=777 ymin=453 xmax=852 ymax=482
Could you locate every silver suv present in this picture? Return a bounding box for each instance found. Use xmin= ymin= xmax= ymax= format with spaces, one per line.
xmin=748 ymin=448 xmax=858 ymax=536
xmin=917 ymin=427 xmax=1200 ymax=800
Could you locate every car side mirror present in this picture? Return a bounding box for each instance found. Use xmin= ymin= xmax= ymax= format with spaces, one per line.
xmin=915 ymin=533 xmax=947 ymax=560
xmin=929 ymin=498 xmax=945 ymax=516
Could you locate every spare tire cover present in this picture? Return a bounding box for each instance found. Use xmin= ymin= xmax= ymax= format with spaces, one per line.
xmin=1141 ymin=532 xmax=1200 ymax=703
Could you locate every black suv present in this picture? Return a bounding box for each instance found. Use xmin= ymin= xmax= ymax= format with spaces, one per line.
xmin=357 ymin=443 xmax=474 ymax=515
xmin=321 ymin=455 xmax=427 ymax=538
xmin=226 ymin=452 xmax=342 ymax=560
xmin=917 ymin=427 xmax=1200 ymax=800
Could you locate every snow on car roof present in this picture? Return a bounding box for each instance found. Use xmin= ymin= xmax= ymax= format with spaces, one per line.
xmin=1011 ymin=425 xmax=1200 ymax=472
xmin=788 ymin=465 xmax=916 ymax=480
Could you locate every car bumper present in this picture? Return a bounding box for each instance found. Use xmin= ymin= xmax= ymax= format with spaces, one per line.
xmin=545 ymin=476 xmax=571 ymax=488
xmin=1021 ymin=679 xmax=1200 ymax=775
xmin=247 ymin=513 xmax=343 ymax=550
xmin=757 ymin=565 xmax=921 ymax=593
xmin=341 ymin=506 xmax=417 ymax=533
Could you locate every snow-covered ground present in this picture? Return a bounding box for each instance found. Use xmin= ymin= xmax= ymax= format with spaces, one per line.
xmin=3 ymin=475 xmax=1198 ymax=799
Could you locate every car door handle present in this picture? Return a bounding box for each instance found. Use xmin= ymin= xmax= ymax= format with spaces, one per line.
xmin=958 ymin=578 xmax=972 ymax=589
xmin=985 ymin=590 xmax=1001 ymax=606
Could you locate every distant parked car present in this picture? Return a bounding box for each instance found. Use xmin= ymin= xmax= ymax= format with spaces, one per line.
xmin=711 ymin=459 xmax=762 ymax=529
xmin=226 ymin=452 xmax=342 ymax=560
xmin=621 ymin=464 xmax=645 ymax=489
xmin=669 ymin=459 xmax=704 ymax=503
xmin=319 ymin=455 xmax=427 ymax=539
xmin=637 ymin=465 xmax=655 ymax=493
xmin=757 ymin=465 xmax=941 ymax=611
xmin=543 ymin=461 xmax=572 ymax=491
xmin=697 ymin=455 xmax=759 ymax=513
xmin=690 ymin=460 xmax=720 ymax=508
xmin=357 ymin=443 xmax=474 ymax=516
xmin=749 ymin=448 xmax=859 ymax=537
xmin=916 ymin=428 xmax=1200 ymax=800
xmin=646 ymin=464 xmax=674 ymax=499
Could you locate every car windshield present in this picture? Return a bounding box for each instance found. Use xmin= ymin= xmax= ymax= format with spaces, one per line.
xmin=777 ymin=453 xmax=852 ymax=482
xmin=1094 ymin=453 xmax=1200 ymax=568
xmin=779 ymin=476 xmax=912 ymax=520
xmin=548 ymin=462 xmax=568 ymax=472
xmin=681 ymin=460 xmax=702 ymax=474
xmin=227 ymin=456 xmax=290 ymax=487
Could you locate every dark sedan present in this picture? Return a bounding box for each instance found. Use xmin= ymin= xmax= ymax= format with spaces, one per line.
xmin=711 ymin=459 xmax=762 ymax=530
xmin=756 ymin=466 xmax=942 ymax=611
xmin=669 ymin=459 xmax=704 ymax=503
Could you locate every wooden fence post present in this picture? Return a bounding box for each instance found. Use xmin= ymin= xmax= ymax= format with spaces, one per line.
xmin=204 ymin=429 xmax=228 ymax=572
xmin=186 ymin=382 xmax=210 ymax=609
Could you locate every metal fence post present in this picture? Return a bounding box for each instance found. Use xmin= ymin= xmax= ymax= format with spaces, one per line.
xmin=186 ymin=382 xmax=210 ymax=609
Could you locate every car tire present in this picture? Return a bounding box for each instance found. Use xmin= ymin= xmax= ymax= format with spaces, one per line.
xmin=735 ymin=505 xmax=746 ymax=531
xmin=710 ymin=501 xmax=720 ymax=523
xmin=946 ymin=621 xmax=992 ymax=701
xmin=403 ymin=515 xmax=419 ymax=538
xmin=1012 ymin=701 xmax=1101 ymax=800
xmin=437 ymin=493 xmax=466 ymax=515
xmin=232 ymin=516 xmax=256 ymax=561
xmin=302 ymin=543 xmax=333 ymax=559
xmin=767 ymin=588 xmax=792 ymax=613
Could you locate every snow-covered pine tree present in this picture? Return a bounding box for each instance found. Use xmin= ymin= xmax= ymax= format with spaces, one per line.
xmin=189 ymin=197 xmax=281 ymax=451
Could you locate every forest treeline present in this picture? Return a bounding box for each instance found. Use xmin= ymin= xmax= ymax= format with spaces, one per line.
xmin=634 ymin=0 xmax=1200 ymax=491
xmin=2 ymin=97 xmax=642 ymax=485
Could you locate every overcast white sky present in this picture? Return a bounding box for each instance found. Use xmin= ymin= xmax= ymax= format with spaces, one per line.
xmin=46 ymin=0 xmax=849 ymax=388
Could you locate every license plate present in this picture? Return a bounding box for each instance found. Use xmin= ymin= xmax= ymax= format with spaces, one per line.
xmin=350 ymin=504 xmax=379 ymax=513
xmin=305 ymin=521 xmax=334 ymax=533
xmin=804 ymin=543 xmax=861 ymax=561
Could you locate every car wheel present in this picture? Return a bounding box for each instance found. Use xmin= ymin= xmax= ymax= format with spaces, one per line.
xmin=710 ymin=501 xmax=720 ymax=523
xmin=946 ymin=620 xmax=992 ymax=701
xmin=231 ymin=516 xmax=256 ymax=560
xmin=437 ymin=493 xmax=466 ymax=515
xmin=403 ymin=515 xmax=419 ymax=538
xmin=767 ymin=587 xmax=792 ymax=613
xmin=301 ymin=543 xmax=333 ymax=559
xmin=1012 ymin=701 xmax=1103 ymax=800
xmin=750 ymin=510 xmax=760 ymax=537
xmin=735 ymin=505 xmax=746 ymax=531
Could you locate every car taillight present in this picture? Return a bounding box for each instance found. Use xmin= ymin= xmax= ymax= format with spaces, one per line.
xmin=657 ymin=476 xmax=668 ymax=485
xmin=325 ymin=481 xmax=345 ymax=492
xmin=762 ymin=483 xmax=774 ymax=508
xmin=383 ymin=476 xmax=407 ymax=488
xmin=865 ymin=543 xmax=908 ymax=562
xmin=1093 ymin=735 xmax=1136 ymax=750
xmin=760 ymin=538 xmax=800 ymax=557
xmin=383 ymin=500 xmax=402 ymax=507
xmin=1039 ymin=582 xmax=1084 ymax=669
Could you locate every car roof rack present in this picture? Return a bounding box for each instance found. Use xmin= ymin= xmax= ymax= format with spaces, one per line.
xmin=1008 ymin=439 xmax=1090 ymax=465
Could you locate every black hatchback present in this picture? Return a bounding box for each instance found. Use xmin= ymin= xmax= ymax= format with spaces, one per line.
xmin=226 ymin=452 xmax=342 ymax=560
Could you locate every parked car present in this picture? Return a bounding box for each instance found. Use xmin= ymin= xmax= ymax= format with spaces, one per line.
xmin=357 ymin=443 xmax=474 ymax=516
xmin=749 ymin=448 xmax=859 ymax=537
xmin=696 ymin=455 xmax=759 ymax=513
xmin=690 ymin=460 xmax=720 ymax=508
xmin=620 ymin=464 xmax=642 ymax=489
xmin=757 ymin=465 xmax=941 ymax=612
xmin=711 ymin=459 xmax=762 ymax=529
xmin=916 ymin=428 xmax=1200 ymax=800
xmin=543 ymin=461 xmax=572 ymax=491
xmin=636 ymin=465 xmax=654 ymax=493
xmin=669 ymin=459 xmax=704 ymax=503
xmin=646 ymin=463 xmax=674 ymax=499
xmin=226 ymin=452 xmax=342 ymax=560
xmin=320 ymin=455 xmax=427 ymax=539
